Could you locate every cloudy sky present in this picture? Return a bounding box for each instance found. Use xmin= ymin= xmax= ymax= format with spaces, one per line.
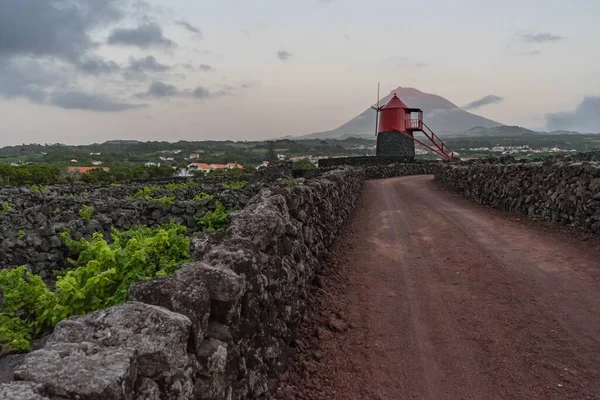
xmin=1 ymin=0 xmax=599 ymax=145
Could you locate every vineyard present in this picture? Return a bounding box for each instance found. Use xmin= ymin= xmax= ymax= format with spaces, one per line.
xmin=0 ymin=175 xmax=257 ymax=354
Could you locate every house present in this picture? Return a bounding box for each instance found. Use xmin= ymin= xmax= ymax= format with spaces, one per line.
xmin=90 ymin=152 xmax=101 ymax=156
xmin=226 ymin=162 xmax=244 ymax=169
xmin=91 ymin=160 xmax=103 ymax=166
xmin=144 ymin=162 xmax=160 ymax=167
xmin=210 ymin=164 xmax=227 ymax=170
xmin=277 ymin=154 xmax=286 ymax=161
xmin=67 ymin=166 xmax=110 ymax=175
xmin=188 ymin=163 xmax=213 ymax=173
xmin=70 ymin=159 xmax=78 ymax=163
xmin=189 ymin=153 xmax=200 ymax=160
xmin=256 ymin=161 xmax=270 ymax=170
xmin=159 ymin=156 xmax=174 ymax=161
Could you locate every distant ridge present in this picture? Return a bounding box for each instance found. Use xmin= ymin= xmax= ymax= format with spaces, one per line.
xmin=300 ymin=86 xmax=504 ymax=139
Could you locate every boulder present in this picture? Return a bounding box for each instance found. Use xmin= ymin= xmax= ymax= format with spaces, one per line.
xmin=129 ymin=275 xmax=211 ymax=351
xmin=14 ymin=342 xmax=137 ymax=400
xmin=48 ymin=302 xmax=194 ymax=399
xmin=0 ymin=382 xmax=48 ymax=400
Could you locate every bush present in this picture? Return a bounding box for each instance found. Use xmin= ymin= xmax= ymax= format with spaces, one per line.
xmin=0 ymin=267 xmax=58 ymax=351
xmin=1 ymin=202 xmax=13 ymax=213
xmin=222 ymin=180 xmax=247 ymax=190
xmin=0 ymin=223 xmax=192 ymax=352
xmin=149 ymin=196 xmax=175 ymax=208
xmin=134 ymin=185 xmax=159 ymax=198
xmin=78 ymin=204 xmax=94 ymax=220
xmin=196 ymin=201 xmax=230 ymax=232
xmin=193 ymin=192 xmax=214 ymax=202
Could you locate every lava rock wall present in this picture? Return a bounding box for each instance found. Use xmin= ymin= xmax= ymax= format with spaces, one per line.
xmin=0 ymin=180 xmax=259 ymax=278
xmin=365 ymin=162 xmax=444 ymax=180
xmin=376 ymin=132 xmax=415 ymax=157
xmin=435 ymin=161 xmax=600 ymax=234
xmin=4 ymin=168 xmax=365 ymax=399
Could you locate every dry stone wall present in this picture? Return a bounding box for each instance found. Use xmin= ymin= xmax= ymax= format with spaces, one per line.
xmin=3 ymin=168 xmax=365 ymax=399
xmin=0 ymin=181 xmax=259 ymax=278
xmin=364 ymin=162 xmax=444 ymax=180
xmin=435 ymin=161 xmax=600 ymax=234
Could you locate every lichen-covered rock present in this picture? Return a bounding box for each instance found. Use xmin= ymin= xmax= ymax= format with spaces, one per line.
xmin=129 ymin=276 xmax=211 ymax=351
xmin=48 ymin=302 xmax=194 ymax=399
xmin=134 ymin=378 xmax=161 ymax=400
xmin=14 ymin=342 xmax=137 ymax=400
xmin=0 ymin=382 xmax=48 ymax=400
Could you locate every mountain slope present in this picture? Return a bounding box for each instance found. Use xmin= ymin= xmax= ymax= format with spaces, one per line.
xmin=302 ymin=87 xmax=504 ymax=139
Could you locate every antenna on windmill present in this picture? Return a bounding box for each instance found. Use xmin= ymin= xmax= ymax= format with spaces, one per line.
xmin=370 ymin=82 xmax=381 ymax=136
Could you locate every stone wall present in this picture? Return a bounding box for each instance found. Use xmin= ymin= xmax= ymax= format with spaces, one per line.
xmin=0 ymin=181 xmax=258 ymax=278
xmin=365 ymin=162 xmax=444 ymax=180
xmin=435 ymin=161 xmax=600 ymax=235
xmin=2 ymin=168 xmax=365 ymax=399
xmin=376 ymin=132 xmax=415 ymax=157
xmin=318 ymin=155 xmax=414 ymax=168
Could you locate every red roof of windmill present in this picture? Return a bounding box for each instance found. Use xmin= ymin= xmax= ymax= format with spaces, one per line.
xmin=381 ymin=94 xmax=409 ymax=110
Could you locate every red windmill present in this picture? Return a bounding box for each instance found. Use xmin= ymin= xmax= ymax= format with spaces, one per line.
xmin=371 ymin=85 xmax=455 ymax=161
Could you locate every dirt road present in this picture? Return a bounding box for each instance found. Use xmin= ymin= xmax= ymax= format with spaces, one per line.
xmin=282 ymin=176 xmax=600 ymax=400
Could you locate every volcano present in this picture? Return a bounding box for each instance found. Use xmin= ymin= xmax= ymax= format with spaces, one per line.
xmin=302 ymin=87 xmax=504 ymax=139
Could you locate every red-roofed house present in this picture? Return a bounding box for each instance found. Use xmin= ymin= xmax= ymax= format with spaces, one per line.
xmin=188 ymin=163 xmax=212 ymax=173
xmin=210 ymin=163 xmax=227 ymax=169
xmin=67 ymin=166 xmax=110 ymax=175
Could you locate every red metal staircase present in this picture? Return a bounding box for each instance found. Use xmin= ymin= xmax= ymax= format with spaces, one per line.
xmin=397 ymin=120 xmax=455 ymax=161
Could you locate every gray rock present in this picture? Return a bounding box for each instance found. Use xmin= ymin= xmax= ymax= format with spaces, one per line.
xmin=0 ymin=382 xmax=48 ymax=400
xmin=14 ymin=342 xmax=137 ymax=400
xmin=129 ymin=276 xmax=211 ymax=351
xmin=49 ymin=301 xmax=193 ymax=398
xmin=176 ymin=262 xmax=246 ymax=304
xmin=134 ymin=378 xmax=161 ymax=400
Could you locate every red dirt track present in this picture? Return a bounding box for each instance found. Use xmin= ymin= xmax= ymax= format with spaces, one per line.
xmin=280 ymin=176 xmax=600 ymax=400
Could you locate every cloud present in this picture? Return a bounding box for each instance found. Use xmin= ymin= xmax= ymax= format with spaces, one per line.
xmin=0 ymin=0 xmax=125 ymax=62
xmin=518 ymin=32 xmax=564 ymax=44
xmin=0 ymin=58 xmax=61 ymax=103
xmin=463 ymin=95 xmax=504 ymax=110
xmin=190 ymin=87 xmax=228 ymax=99
xmin=277 ymin=50 xmax=293 ymax=61
xmin=50 ymin=91 xmax=146 ymax=112
xmin=240 ymin=81 xmax=259 ymax=89
xmin=137 ymin=81 xmax=180 ymax=98
xmin=199 ymin=64 xmax=215 ymax=72
xmin=137 ymin=81 xmax=232 ymax=99
xmin=525 ymin=50 xmax=541 ymax=56
xmin=77 ymin=57 xmax=121 ymax=75
xmin=129 ymin=56 xmax=170 ymax=72
xmin=546 ymin=96 xmax=600 ymax=133
xmin=176 ymin=20 xmax=203 ymax=38
xmin=0 ymin=58 xmax=144 ymax=112
xmin=107 ymin=23 xmax=175 ymax=48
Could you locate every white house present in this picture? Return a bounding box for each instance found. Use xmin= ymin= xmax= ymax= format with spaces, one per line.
xmin=256 ymin=161 xmax=270 ymax=170
xmin=226 ymin=162 xmax=244 ymax=169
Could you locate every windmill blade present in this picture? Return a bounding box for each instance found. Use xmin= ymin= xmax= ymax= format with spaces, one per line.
xmin=374 ymin=82 xmax=380 ymax=136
